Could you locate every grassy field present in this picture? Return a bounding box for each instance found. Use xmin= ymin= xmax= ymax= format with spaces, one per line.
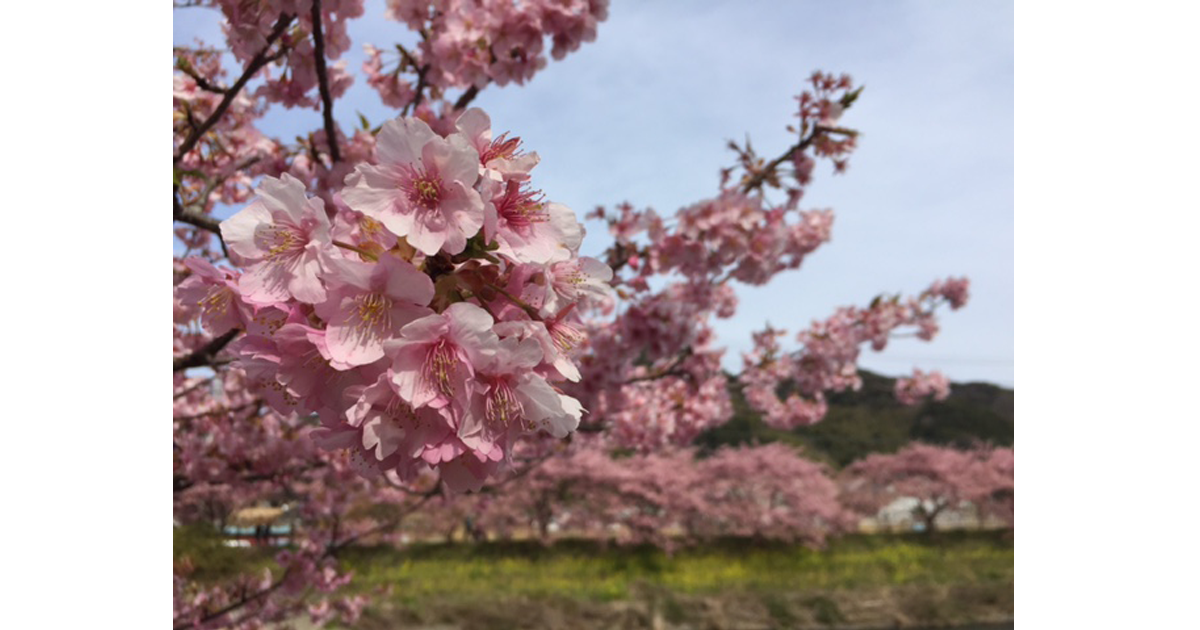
xmin=338 ymin=532 xmax=1013 ymax=601
xmin=176 ymin=528 xmax=1014 ymax=629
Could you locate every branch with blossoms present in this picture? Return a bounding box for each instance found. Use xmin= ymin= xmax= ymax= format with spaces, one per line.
xmin=738 ymin=278 xmax=971 ymax=429
xmin=173 ymin=13 xmax=294 ymax=164
xmin=737 ymin=123 xmax=859 ymax=195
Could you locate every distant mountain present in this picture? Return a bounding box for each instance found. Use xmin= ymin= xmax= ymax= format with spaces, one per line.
xmin=694 ymin=370 xmax=1014 ymax=468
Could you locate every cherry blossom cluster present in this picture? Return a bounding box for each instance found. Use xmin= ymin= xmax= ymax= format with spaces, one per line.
xmin=174 ymin=0 xmax=609 ymax=264
xmin=591 ymin=192 xmax=834 ymax=288
xmin=375 ymin=0 xmax=609 ymax=93
xmin=174 ymin=48 xmax=281 ymax=251
xmin=206 ymin=0 xmax=361 ymax=109
xmin=794 ymin=71 xmax=860 ymax=174
xmin=739 ymin=277 xmax=971 ymax=429
xmin=894 ymin=368 xmax=952 ymax=406
xmin=177 ymin=108 xmax=612 ymax=493
xmin=174 ymin=550 xmax=366 ymax=630
xmin=558 ymin=279 xmax=735 ymax=449
xmin=587 ymin=73 xmax=861 ymax=293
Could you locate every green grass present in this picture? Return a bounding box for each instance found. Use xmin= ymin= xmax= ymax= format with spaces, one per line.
xmin=173 ymin=523 xmax=278 ymax=584
xmin=176 ymin=526 xmax=1012 ymax=607
xmin=335 ymin=531 xmax=1012 ymax=605
xmin=176 ymin=527 xmax=1012 ymax=628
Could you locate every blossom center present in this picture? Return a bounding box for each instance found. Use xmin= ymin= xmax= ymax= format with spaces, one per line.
xmin=485 ymin=377 xmax=525 ymax=429
xmin=479 ymin=132 xmax=523 ymax=164
xmin=262 ymin=224 xmax=305 ymax=260
xmin=383 ymin=394 xmax=417 ymax=425
xmin=495 ymin=181 xmax=548 ymax=230
xmin=421 ymin=338 xmax=458 ymax=399
xmin=549 ymin=321 xmax=586 ymax=353
xmin=354 ymin=293 xmax=393 ymax=331
xmin=199 ymin=286 xmax=232 ymax=318
xmin=400 ymin=165 xmax=445 ymax=211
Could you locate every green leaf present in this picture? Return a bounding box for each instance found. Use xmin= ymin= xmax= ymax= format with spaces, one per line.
xmin=840 ymin=86 xmax=865 ymax=109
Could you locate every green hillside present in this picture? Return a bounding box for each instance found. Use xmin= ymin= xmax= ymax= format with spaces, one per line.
xmin=694 ymin=371 xmax=1014 ymax=468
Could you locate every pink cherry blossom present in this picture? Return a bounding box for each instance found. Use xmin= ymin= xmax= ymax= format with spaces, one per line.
xmin=341 ymin=117 xmax=484 ymax=255
xmin=220 ymin=173 xmax=334 ymax=305
xmin=541 ymin=256 xmax=613 ymax=315
xmin=314 ymin=255 xmax=435 ymax=368
xmin=387 ymin=302 xmax=499 ymax=411
xmin=175 ymin=257 xmax=254 ymax=336
xmin=894 ymin=368 xmax=952 ymax=406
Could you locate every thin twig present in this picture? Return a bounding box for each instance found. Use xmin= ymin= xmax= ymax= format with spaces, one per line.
xmin=309 ymin=0 xmax=341 ymax=162
xmin=327 ymin=494 xmax=435 ymax=553
xmin=622 ymin=346 xmax=694 ymax=384
xmin=174 ymin=574 xmax=289 ymax=630
xmin=174 ymin=462 xmax=326 ymax=494
xmin=176 ymin=62 xmax=228 ymax=94
xmin=173 ymin=399 xmax=261 ymax=422
xmin=478 ymin=450 xmax=555 ymax=494
xmin=406 ymin=63 xmax=431 ymax=116
xmin=739 ymin=125 xmax=856 ymax=194
xmin=173 ymin=377 xmax=213 ymax=400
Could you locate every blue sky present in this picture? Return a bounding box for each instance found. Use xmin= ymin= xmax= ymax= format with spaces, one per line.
xmin=175 ymin=0 xmax=1014 ymax=387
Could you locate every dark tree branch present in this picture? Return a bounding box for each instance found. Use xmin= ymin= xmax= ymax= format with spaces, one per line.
xmin=478 ymin=450 xmax=555 ymax=494
xmin=174 ymin=190 xmax=230 ymax=257
xmin=175 ymin=470 xmax=433 ymax=626
xmin=174 ymin=14 xmax=295 ymax=164
xmin=326 ymin=495 xmax=433 ymax=553
xmin=174 ymin=192 xmax=222 ymax=234
xmin=173 ymin=377 xmax=213 ymax=400
xmin=622 ymin=346 xmax=694 ymax=384
xmin=453 ymin=84 xmax=481 ymax=111
xmin=309 ymin=0 xmax=341 ymax=163
xmin=173 ymin=399 xmax=261 ymax=422
xmin=575 ymin=421 xmax=609 ymax=434
xmin=623 ymin=369 xmax=689 ymax=384
xmin=173 ymin=154 xmax=261 ymax=257
xmin=739 ymin=124 xmax=856 ymax=194
xmin=174 ymin=573 xmax=289 ymax=630
xmin=406 ymin=63 xmax=431 ymax=116
xmin=174 ymin=329 xmax=240 ymax=372
xmin=174 ymin=462 xmax=327 ymax=494
xmin=176 ymin=62 xmax=228 ymax=94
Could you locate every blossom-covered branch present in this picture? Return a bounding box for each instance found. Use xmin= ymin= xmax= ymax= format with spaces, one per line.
xmin=173 ymin=13 xmax=294 ymax=164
